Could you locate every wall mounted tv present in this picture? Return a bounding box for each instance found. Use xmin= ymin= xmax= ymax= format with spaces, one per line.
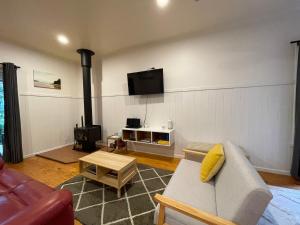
xmin=127 ymin=68 xmax=164 ymax=96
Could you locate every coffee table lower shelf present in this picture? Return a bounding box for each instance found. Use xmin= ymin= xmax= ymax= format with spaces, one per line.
xmin=79 ymin=162 xmax=137 ymax=198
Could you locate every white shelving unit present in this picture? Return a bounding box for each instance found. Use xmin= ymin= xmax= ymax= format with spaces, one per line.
xmin=122 ymin=127 xmax=175 ymax=147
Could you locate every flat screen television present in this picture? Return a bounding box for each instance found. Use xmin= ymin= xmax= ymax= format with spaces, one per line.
xmin=127 ymin=68 xmax=164 ymax=95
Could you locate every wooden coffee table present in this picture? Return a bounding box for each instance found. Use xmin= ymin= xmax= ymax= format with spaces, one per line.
xmin=79 ymin=151 xmax=137 ymax=198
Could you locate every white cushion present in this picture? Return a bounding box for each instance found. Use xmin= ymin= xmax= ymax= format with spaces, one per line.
xmin=154 ymin=159 xmax=216 ymax=225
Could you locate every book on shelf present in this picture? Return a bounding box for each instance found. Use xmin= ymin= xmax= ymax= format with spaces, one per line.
xmin=139 ymin=139 xmax=151 ymax=143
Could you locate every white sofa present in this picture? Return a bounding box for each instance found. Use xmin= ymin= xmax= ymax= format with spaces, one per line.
xmin=154 ymin=141 xmax=273 ymax=225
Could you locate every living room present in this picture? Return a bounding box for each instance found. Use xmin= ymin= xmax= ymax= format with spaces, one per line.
xmin=0 ymin=0 xmax=300 ymax=225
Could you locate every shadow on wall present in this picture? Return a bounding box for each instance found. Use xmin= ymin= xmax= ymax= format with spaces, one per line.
xmin=124 ymin=93 xmax=165 ymax=106
xmin=92 ymin=59 xmax=103 ymax=138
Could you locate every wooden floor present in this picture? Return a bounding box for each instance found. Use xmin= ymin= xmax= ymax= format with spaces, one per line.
xmin=5 ymin=146 xmax=300 ymax=225
xmin=6 ymin=149 xmax=180 ymax=187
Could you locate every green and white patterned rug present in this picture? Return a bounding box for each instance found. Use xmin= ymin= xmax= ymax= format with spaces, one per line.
xmin=57 ymin=164 xmax=174 ymax=225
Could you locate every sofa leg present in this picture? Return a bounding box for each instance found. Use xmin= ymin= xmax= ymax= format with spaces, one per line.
xmin=158 ymin=205 xmax=166 ymax=225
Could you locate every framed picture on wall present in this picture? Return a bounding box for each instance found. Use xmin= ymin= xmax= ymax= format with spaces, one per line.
xmin=33 ymin=70 xmax=61 ymax=90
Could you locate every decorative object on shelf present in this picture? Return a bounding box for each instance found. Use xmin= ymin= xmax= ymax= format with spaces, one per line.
xmin=33 ymin=70 xmax=61 ymax=90
xmin=168 ymin=120 xmax=173 ymax=129
xmin=106 ymin=135 xmax=127 ymax=152
xmin=157 ymin=140 xmax=170 ymax=145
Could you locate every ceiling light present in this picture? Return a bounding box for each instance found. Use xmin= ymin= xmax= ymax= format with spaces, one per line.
xmin=57 ymin=34 xmax=69 ymax=45
xmin=156 ymin=0 xmax=169 ymax=8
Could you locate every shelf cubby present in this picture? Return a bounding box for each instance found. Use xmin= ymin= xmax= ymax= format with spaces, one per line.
xmin=122 ymin=127 xmax=174 ymax=147
xmin=122 ymin=130 xmax=136 ymax=141
xmin=136 ymin=131 xmax=151 ymax=143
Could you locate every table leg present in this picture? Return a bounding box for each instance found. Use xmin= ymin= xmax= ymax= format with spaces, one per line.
xmin=117 ymin=170 xmax=121 ymax=198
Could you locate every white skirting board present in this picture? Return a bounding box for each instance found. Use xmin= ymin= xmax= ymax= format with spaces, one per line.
xmin=23 ymin=142 xmax=73 ymax=158
xmin=255 ymin=166 xmax=291 ymax=176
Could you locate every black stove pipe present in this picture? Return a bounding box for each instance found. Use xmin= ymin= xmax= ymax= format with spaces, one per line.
xmin=77 ymin=49 xmax=95 ymax=127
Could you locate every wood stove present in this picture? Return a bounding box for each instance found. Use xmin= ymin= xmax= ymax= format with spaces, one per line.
xmin=74 ymin=49 xmax=101 ymax=152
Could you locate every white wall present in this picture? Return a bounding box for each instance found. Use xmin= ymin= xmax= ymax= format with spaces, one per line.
xmin=101 ymin=13 xmax=300 ymax=174
xmin=0 ymin=41 xmax=101 ymax=156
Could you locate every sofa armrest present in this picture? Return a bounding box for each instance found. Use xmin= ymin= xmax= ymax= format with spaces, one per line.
xmin=154 ymin=194 xmax=236 ymax=225
xmin=2 ymin=190 xmax=74 ymax=225
xmin=0 ymin=157 xmax=4 ymax=170
xmin=183 ymin=148 xmax=207 ymax=157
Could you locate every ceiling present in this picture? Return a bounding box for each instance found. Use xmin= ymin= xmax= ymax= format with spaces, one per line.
xmin=0 ymin=0 xmax=299 ymax=61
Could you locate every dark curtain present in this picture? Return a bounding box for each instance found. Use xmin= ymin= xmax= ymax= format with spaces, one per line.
xmin=292 ymin=43 xmax=300 ymax=180
xmin=2 ymin=63 xmax=23 ymax=163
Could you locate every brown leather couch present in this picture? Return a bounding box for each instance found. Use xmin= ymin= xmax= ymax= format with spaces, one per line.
xmin=0 ymin=157 xmax=74 ymax=225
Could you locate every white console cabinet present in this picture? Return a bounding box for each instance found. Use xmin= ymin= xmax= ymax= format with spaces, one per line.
xmin=122 ymin=127 xmax=175 ymax=147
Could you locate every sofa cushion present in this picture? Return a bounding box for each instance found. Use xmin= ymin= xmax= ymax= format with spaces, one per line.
xmin=0 ymin=169 xmax=32 ymax=190
xmin=0 ymin=168 xmax=55 ymax=223
xmin=215 ymin=141 xmax=272 ymax=225
xmin=155 ymin=159 xmax=216 ymax=225
xmin=0 ymin=192 xmax=27 ymax=222
xmin=14 ymin=180 xmax=54 ymax=204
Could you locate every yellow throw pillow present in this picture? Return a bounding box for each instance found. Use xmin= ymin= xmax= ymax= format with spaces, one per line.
xmin=200 ymin=144 xmax=225 ymax=182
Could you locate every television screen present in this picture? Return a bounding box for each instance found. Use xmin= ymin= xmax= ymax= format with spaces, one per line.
xmin=127 ymin=69 xmax=164 ymax=95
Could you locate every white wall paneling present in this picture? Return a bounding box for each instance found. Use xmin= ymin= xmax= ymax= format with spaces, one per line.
xmin=19 ymin=95 xmax=80 ymax=156
xmin=102 ymin=84 xmax=294 ymax=174
xmin=19 ymin=95 xmax=102 ymax=156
